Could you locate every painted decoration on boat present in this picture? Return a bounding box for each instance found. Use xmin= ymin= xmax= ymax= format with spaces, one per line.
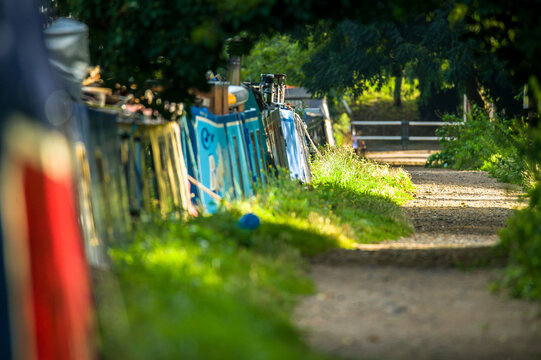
xmin=191 ymin=106 xmax=235 ymax=213
xmin=223 ymin=112 xmax=254 ymax=198
xmin=240 ymin=109 xmax=267 ymax=185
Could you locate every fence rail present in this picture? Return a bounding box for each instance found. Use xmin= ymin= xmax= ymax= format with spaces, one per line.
xmin=352 ymin=120 xmax=464 ymax=149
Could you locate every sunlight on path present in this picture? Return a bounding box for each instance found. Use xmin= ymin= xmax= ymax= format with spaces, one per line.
xmin=367 ymin=150 xmax=437 ymax=166
xmin=392 ymin=167 xmax=524 ymax=246
xmin=294 ymin=167 xmax=541 ymax=360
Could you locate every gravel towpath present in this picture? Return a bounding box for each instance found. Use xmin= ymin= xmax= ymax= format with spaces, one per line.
xmin=294 ymin=167 xmax=541 ymax=360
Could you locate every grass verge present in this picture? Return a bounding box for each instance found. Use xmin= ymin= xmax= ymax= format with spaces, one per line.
xmin=98 ymin=147 xmax=414 ymax=359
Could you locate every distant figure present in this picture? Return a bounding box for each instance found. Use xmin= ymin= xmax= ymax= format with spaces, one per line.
xmin=352 ymin=127 xmax=366 ymax=156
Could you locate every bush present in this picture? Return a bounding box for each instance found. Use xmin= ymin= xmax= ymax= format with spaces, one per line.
xmin=426 ymin=107 xmax=532 ymax=187
xmin=496 ymin=125 xmax=541 ymax=300
xmin=498 ymin=184 xmax=541 ymax=299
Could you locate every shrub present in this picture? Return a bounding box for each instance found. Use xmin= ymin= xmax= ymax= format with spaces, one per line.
xmin=496 ymin=125 xmax=541 ymax=300
xmin=498 ymin=184 xmax=541 ymax=299
xmin=426 ymin=107 xmax=532 ymax=188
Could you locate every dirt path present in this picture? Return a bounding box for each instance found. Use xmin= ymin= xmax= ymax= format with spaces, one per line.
xmin=366 ymin=150 xmax=438 ymax=166
xmin=294 ymin=167 xmax=541 ymax=360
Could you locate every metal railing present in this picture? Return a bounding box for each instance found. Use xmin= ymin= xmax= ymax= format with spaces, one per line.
xmin=352 ymin=120 xmax=464 ymax=149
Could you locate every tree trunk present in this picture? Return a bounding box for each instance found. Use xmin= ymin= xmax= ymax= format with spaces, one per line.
xmin=393 ymin=75 xmax=402 ymax=107
xmin=464 ymin=75 xmax=485 ymax=109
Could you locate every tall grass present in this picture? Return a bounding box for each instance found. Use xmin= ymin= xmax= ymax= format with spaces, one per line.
xmin=311 ymin=146 xmax=414 ymax=205
xmin=234 ymin=146 xmax=414 ymax=252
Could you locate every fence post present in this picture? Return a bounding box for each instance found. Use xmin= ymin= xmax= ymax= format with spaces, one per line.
xmin=463 ymin=94 xmax=468 ymax=122
xmin=401 ymin=118 xmax=409 ymax=150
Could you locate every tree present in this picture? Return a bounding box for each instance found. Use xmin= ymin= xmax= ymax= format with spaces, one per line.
xmin=301 ymin=20 xmax=419 ymax=107
xmin=301 ymin=6 xmax=522 ymax=116
xmin=242 ymin=35 xmax=314 ymax=85
xmin=49 ymin=0 xmax=537 ymax=115
xmin=454 ymin=1 xmax=541 ymax=94
xmin=50 ymin=0 xmax=437 ymax=102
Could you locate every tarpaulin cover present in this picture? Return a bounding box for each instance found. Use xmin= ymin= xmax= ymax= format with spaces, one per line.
xmin=0 ymin=1 xmax=95 ymax=358
xmin=262 ymin=108 xmax=289 ymax=170
xmin=279 ymin=108 xmax=311 ymax=182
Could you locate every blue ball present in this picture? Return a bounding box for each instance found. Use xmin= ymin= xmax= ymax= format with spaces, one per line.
xmin=237 ymin=213 xmax=260 ymax=230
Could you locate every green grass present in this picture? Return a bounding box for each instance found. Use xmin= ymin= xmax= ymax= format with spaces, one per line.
xmin=349 ymin=78 xmax=420 ymax=122
xmin=98 ymin=147 xmax=414 ymax=359
xmin=353 ymin=97 xmax=419 ymax=122
xmin=99 ymin=220 xmax=327 ymax=360
xmin=335 ymin=78 xmax=420 ymax=146
xmin=233 ymin=146 xmax=414 ymax=253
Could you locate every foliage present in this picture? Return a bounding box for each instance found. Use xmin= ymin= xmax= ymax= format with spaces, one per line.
xmin=302 ymin=20 xmax=418 ymax=98
xmin=98 ymin=148 xmax=415 ymax=358
xmin=242 ymin=35 xmax=314 ymax=85
xmin=301 ymin=7 xmax=521 ymax=115
xmin=498 ymin=184 xmax=541 ymax=300
xmin=234 ymin=147 xmax=414 ymax=249
xmin=101 ymin=220 xmax=327 ymax=360
xmin=343 ymin=78 xmax=420 ymax=122
xmin=426 ymin=107 xmax=532 ymax=187
xmin=453 ymin=0 xmax=541 ymax=101
xmin=495 ymin=121 xmax=541 ymax=301
xmin=333 ymin=113 xmax=351 ymax=147
xmin=50 ymin=0 xmax=433 ymax=102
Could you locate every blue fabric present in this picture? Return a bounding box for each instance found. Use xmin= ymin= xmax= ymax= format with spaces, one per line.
xmin=279 ymin=108 xmax=311 ymax=182
xmin=279 ymin=109 xmax=302 ymax=180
